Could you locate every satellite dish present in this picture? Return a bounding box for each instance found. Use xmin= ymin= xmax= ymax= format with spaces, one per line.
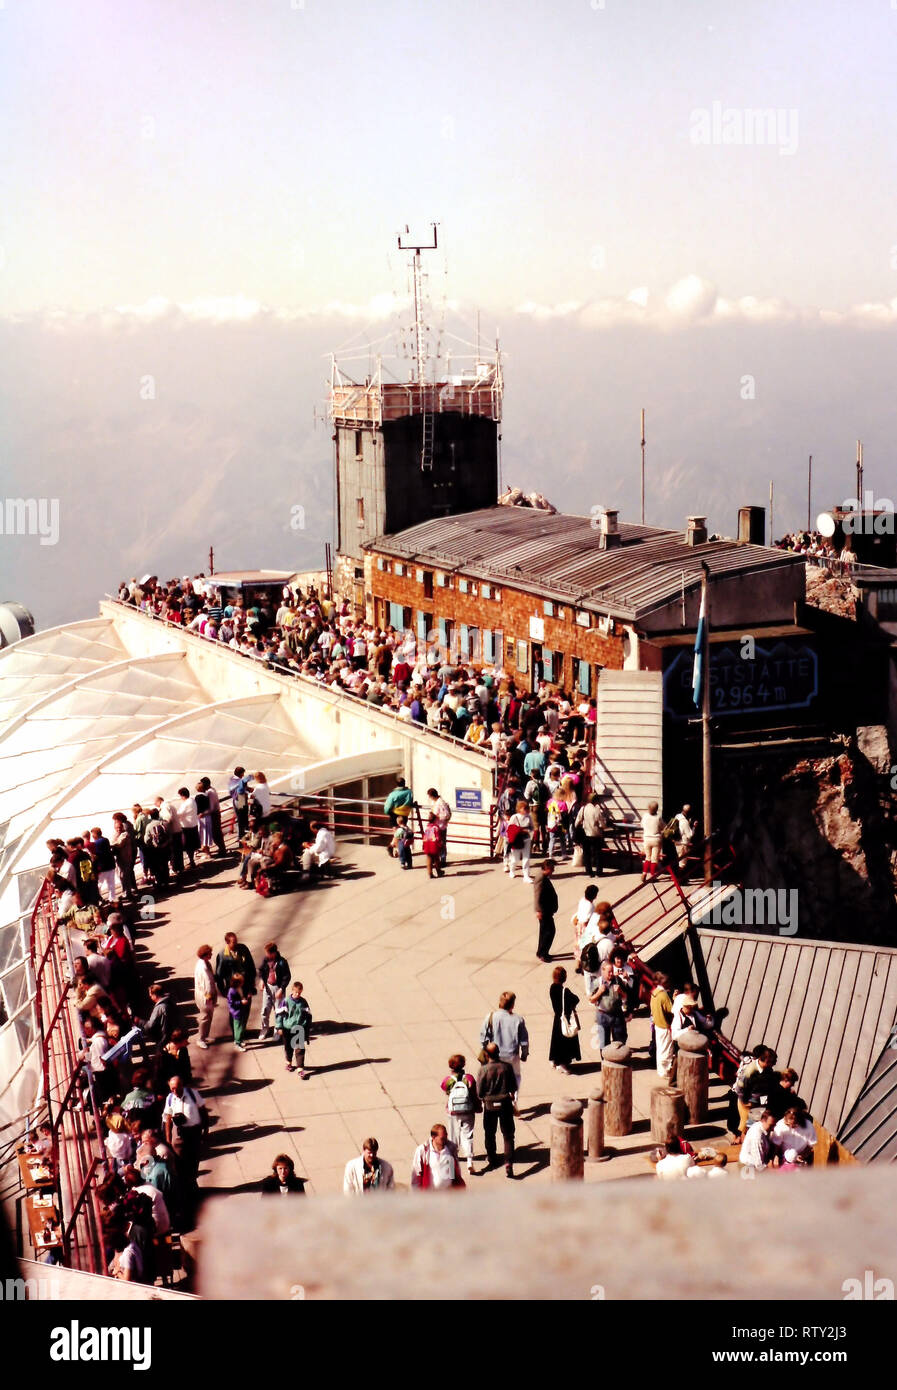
xmin=0 ymin=603 xmax=35 ymax=650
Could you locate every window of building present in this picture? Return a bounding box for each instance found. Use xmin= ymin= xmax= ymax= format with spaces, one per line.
xmin=458 ymin=578 xmax=469 ymax=594
xmin=481 ymin=583 xmax=492 ymax=599
xmin=355 ymin=429 xmax=363 ymax=459
xmin=415 ymin=568 xmax=424 ymax=583
xmin=516 ymin=640 xmax=528 ymax=674
xmin=575 ymin=610 xmax=591 ymax=628
xmin=423 ymin=570 xmax=434 ymax=598
xmin=483 ymin=629 xmax=502 ymax=664
xmin=356 ymin=498 xmax=365 ymax=527
xmin=376 ymin=557 xmax=387 ymax=572
xmin=576 ymin=659 xmax=591 ymax=696
xmin=388 ymin=602 xmax=404 ymax=631
xmin=394 ymin=562 xmax=404 ymax=577
xmin=543 ymin=600 xmax=555 ymax=617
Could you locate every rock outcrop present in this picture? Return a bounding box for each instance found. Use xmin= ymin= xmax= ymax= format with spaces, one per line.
xmin=722 ymin=727 xmax=897 ymax=944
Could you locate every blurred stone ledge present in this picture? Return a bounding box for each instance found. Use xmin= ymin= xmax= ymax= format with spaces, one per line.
xmin=197 ymin=1169 xmax=897 ymax=1301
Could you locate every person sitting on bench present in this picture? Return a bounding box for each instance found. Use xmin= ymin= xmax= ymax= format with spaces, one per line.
xmin=301 ymin=821 xmax=336 ymax=876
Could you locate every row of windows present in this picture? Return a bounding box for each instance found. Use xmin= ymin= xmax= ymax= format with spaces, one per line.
xmin=377 ymin=602 xmax=598 ymax=694
xmin=372 ymin=556 xmax=599 ymax=629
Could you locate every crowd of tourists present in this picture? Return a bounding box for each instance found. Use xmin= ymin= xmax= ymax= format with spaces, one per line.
xmin=775 ymin=529 xmax=857 ymax=567
xmin=115 ymin=573 xmax=598 ymax=758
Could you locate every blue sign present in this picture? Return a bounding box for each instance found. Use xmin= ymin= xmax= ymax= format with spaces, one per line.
xmin=455 ymin=788 xmax=483 ymax=813
xmin=663 ymin=640 xmax=818 ymax=720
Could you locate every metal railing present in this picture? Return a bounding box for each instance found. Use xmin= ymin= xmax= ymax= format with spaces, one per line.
xmin=102 ymin=596 xmax=501 ymax=773
xmin=264 ymin=790 xmax=494 ymax=854
xmin=30 ymin=881 xmax=106 ymax=1273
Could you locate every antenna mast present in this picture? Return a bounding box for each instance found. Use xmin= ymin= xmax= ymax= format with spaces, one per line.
xmin=398 ymin=222 xmax=438 ymax=384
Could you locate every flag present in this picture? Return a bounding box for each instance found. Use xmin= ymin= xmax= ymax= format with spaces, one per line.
xmin=692 ymin=584 xmax=707 ymax=708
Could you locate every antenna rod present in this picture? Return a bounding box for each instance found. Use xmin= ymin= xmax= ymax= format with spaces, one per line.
xmin=769 ymin=479 xmax=774 ymax=545
xmin=856 ymin=438 xmax=863 ymax=507
xmin=640 ymin=408 xmax=646 ymax=526
xmin=807 ymin=454 xmax=812 ymax=532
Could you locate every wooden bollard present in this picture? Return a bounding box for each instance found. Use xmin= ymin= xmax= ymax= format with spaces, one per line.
xmin=650 ymin=1085 xmax=686 ymax=1142
xmin=601 ymin=1042 xmax=633 ymax=1136
xmin=550 ymin=1097 xmax=585 ymax=1181
xmin=676 ymin=1029 xmax=710 ymax=1123
xmin=586 ymin=1080 xmax=611 ymax=1162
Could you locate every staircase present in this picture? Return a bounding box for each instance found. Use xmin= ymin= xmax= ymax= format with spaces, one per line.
xmin=615 ymin=839 xmax=740 ymax=963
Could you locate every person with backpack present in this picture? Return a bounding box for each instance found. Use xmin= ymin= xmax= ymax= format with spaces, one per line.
xmin=143 ymin=809 xmax=170 ymax=889
xmin=228 ymin=766 xmax=253 ymax=839
xmin=441 ymin=1053 xmax=481 ymax=1174
xmin=506 ymin=799 xmax=534 ymax=883
xmin=68 ymin=837 xmax=100 ymax=907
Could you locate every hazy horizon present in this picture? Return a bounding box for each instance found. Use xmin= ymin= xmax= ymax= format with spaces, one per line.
xmin=1 ymin=0 xmax=896 ymax=629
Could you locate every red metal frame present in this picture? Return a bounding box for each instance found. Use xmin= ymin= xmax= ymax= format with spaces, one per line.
xmin=29 ymin=880 xmax=107 ymax=1274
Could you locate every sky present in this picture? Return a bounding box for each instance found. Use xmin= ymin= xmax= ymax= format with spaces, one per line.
xmin=1 ymin=0 xmax=896 ymax=627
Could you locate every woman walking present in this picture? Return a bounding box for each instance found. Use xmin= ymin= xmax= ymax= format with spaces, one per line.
xmin=549 ymin=966 xmax=581 ymax=1075
xmin=226 ymin=971 xmax=251 ymax=1052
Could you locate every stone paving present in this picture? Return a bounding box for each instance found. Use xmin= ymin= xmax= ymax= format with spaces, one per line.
xmin=135 ymin=839 xmax=731 ymax=1204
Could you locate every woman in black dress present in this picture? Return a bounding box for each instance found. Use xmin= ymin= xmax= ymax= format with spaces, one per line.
xmin=549 ymin=966 xmax=581 ymax=1075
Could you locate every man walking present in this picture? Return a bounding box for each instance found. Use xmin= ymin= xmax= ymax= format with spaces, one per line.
xmin=258 ymin=941 xmax=291 ymax=1041
xmin=476 ymin=1043 xmax=517 ymax=1178
xmin=411 ymin=1123 xmax=466 ymax=1190
xmin=479 ymin=991 xmax=529 ymax=1101
xmin=578 ymin=793 xmax=607 ymax=878
xmin=343 ymin=1139 xmax=395 ymax=1194
xmin=193 ymin=944 xmax=218 ymax=1050
xmin=534 ymin=857 xmax=558 ymax=961
xmin=162 ymin=1075 xmax=208 ymax=1212
xmin=214 ymin=932 xmax=257 ymax=1019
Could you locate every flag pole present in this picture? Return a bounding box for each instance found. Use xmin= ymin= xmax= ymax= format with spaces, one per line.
xmin=700 ymin=561 xmax=712 ymax=884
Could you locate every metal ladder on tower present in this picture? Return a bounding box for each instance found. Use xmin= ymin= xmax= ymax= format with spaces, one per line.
xmin=421 ymin=407 xmax=434 ymax=473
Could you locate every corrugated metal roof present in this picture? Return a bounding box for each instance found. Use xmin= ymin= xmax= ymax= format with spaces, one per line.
xmin=837 ymin=1043 xmax=897 ymax=1163
xmin=367 ymin=507 xmax=803 ymax=621
xmin=688 ymin=928 xmax=897 ymax=1140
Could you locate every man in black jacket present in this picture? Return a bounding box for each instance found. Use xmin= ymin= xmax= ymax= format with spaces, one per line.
xmin=476 ymin=1043 xmax=517 ymax=1178
xmin=534 ymin=857 xmax=558 ymax=961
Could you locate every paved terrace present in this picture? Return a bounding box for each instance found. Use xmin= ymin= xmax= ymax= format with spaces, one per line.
xmin=135 ymin=841 xmax=731 ymax=1205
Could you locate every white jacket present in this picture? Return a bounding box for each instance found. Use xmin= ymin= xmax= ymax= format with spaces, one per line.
xmin=343 ymin=1156 xmax=395 ymax=1194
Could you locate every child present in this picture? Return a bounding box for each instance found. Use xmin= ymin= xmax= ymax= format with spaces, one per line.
xmin=277 ymin=982 xmax=313 ymax=1079
xmin=391 ymin=821 xmax=414 ymax=870
xmin=227 ymin=972 xmax=250 ymax=1051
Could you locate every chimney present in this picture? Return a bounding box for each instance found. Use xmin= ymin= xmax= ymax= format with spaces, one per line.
xmin=685 ymin=515 xmax=708 ymax=546
xmin=737 ymin=505 xmax=766 ymax=546
xmin=597 ymin=508 xmax=622 ymax=550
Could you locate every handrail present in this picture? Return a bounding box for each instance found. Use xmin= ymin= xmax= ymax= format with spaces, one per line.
xmin=102 ymin=595 xmax=500 ymax=772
